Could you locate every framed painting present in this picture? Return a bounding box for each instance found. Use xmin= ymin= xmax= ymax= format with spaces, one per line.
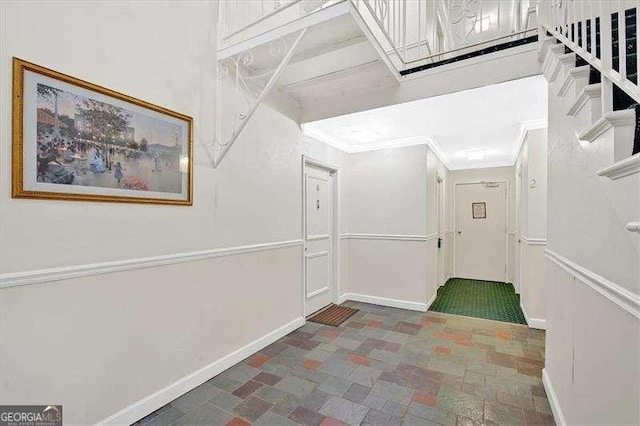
xmin=12 ymin=58 xmax=193 ymax=205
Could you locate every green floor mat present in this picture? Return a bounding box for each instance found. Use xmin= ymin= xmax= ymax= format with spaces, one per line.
xmin=429 ymin=278 xmax=527 ymax=325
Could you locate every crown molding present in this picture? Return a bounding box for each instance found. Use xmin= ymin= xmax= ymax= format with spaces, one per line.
xmin=511 ymin=118 xmax=548 ymax=164
xmin=302 ymin=127 xmax=453 ymax=167
xmin=347 ymin=134 xmax=430 ymax=154
xmin=305 ymin=118 xmax=546 ymax=172
xmin=424 ymin=135 xmax=451 ymax=169
xmin=301 ymin=125 xmax=351 ymax=152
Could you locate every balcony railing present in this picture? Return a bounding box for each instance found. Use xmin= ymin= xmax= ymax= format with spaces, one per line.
xmin=353 ymin=0 xmax=538 ymax=71
xmin=218 ymin=0 xmax=540 ymax=73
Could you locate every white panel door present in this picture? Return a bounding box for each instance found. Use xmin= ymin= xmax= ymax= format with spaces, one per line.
xmin=304 ymin=164 xmax=334 ymax=315
xmin=455 ymin=182 xmax=507 ymax=282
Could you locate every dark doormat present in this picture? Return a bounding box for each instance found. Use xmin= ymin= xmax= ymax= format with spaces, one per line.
xmin=308 ymin=304 xmax=359 ymax=327
xmin=429 ymin=278 xmax=527 ymax=325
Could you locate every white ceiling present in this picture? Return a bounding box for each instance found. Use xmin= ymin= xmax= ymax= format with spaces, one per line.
xmin=302 ymin=75 xmax=548 ymax=170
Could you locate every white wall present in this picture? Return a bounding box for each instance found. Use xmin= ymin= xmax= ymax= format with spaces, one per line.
xmin=544 ymin=54 xmax=640 ymax=424
xmin=341 ymin=145 xmax=429 ymax=308
xmin=447 ymin=166 xmax=517 ymax=283
xmin=515 ymin=128 xmax=548 ymax=329
xmin=0 ymin=2 xmax=339 ymax=424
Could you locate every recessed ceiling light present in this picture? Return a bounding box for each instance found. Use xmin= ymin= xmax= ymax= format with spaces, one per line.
xmin=466 ymin=150 xmax=485 ymax=161
xmin=351 ymin=129 xmax=379 ymax=143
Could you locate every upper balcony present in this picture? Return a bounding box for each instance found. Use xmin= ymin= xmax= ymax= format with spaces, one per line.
xmin=218 ymin=0 xmax=539 ymax=74
xmin=212 ymin=1 xmax=542 ymax=166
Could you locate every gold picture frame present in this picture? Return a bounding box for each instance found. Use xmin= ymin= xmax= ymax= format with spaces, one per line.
xmin=12 ymin=58 xmax=193 ymax=205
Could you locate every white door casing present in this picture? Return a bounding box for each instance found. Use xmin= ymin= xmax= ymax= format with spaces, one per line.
xmin=436 ymin=176 xmax=445 ymax=287
xmin=304 ymin=162 xmax=335 ymax=315
xmin=455 ymin=182 xmax=507 ymax=282
xmin=517 ymin=165 xmax=526 ymax=293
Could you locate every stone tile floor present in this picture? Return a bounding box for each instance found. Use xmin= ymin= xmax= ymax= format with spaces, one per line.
xmin=135 ymin=302 xmax=554 ymax=425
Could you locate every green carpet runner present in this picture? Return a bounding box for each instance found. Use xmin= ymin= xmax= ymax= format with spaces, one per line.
xmin=429 ymin=278 xmax=527 ymax=325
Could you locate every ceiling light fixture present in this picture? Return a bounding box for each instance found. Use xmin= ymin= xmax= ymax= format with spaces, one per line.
xmin=351 ymin=128 xmax=380 ymax=143
xmin=466 ymin=150 xmax=485 ymax=161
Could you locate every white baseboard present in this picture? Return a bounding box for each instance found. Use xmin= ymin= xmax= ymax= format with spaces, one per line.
xmin=98 ymin=317 xmax=305 ymax=425
xmin=520 ymin=301 xmax=547 ymax=330
xmin=339 ymin=292 xmax=427 ymax=312
xmin=542 ymin=369 xmax=566 ymax=426
xmin=527 ymin=317 xmax=547 ymax=330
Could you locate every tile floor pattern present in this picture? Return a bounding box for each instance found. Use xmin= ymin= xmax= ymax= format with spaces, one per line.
xmin=135 ymin=302 xmax=554 ymax=426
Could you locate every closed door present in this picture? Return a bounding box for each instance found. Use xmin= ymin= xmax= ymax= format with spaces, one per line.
xmin=304 ymin=163 xmax=334 ymax=315
xmin=455 ymin=182 xmax=507 ymax=282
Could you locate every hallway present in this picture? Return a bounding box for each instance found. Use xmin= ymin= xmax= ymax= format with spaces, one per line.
xmin=136 ymin=302 xmax=551 ymax=426
xmin=2 ymin=1 xmax=638 ymax=424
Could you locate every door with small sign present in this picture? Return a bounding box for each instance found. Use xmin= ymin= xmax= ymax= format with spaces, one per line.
xmin=304 ymin=163 xmax=335 ymax=315
xmin=455 ymin=182 xmax=507 ymax=282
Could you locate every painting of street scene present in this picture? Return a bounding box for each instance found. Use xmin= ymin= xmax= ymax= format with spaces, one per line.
xmin=36 ymin=82 xmax=186 ymax=192
xmin=13 ymin=59 xmax=192 ymax=205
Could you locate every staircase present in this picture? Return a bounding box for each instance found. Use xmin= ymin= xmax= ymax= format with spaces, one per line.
xmin=538 ymin=4 xmax=640 ymax=424
xmin=539 ymin=1 xmax=640 ymax=179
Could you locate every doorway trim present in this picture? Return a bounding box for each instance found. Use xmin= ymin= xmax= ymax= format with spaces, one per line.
xmin=302 ymin=155 xmax=340 ymax=317
xmin=436 ymin=172 xmax=446 ymax=288
xmin=516 ymin=164 xmax=524 ymax=294
xmin=453 ymin=180 xmax=510 ymax=283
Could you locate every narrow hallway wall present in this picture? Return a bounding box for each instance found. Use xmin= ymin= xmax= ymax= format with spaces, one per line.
xmin=0 ymin=2 xmax=341 ymax=423
xmin=341 ymin=145 xmax=429 ymax=310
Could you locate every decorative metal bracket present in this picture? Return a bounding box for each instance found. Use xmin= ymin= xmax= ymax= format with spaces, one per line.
xmin=212 ymin=29 xmax=307 ymax=168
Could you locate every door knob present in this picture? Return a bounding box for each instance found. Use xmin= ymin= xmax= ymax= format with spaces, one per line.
xmin=457 ymin=230 xmax=462 ymax=234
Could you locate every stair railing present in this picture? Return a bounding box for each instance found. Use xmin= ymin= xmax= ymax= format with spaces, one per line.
xmin=538 ymin=0 xmax=639 ymax=106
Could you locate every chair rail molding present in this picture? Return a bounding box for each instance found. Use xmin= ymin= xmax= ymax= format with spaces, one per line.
xmin=340 ymin=233 xmax=433 ymax=241
xmin=0 ymin=239 xmax=304 ymax=289
xmin=545 ymin=249 xmax=640 ymax=319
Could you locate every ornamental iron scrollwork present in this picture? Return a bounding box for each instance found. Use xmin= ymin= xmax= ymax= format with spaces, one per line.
xmin=449 ymin=0 xmax=482 ymax=43
xmin=212 ymin=30 xmax=306 ymax=167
